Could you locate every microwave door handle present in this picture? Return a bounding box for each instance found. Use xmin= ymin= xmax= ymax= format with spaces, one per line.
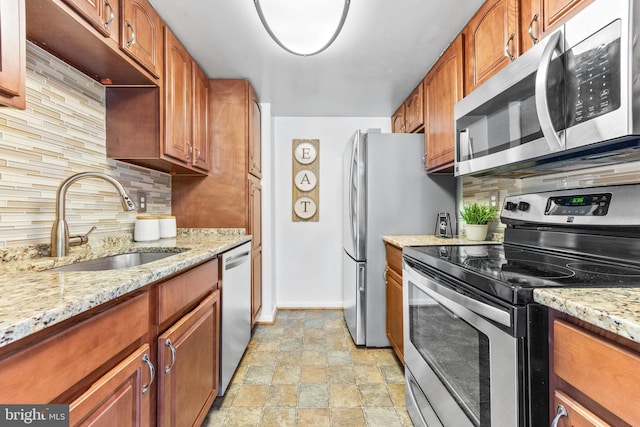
xmin=535 ymin=30 xmax=565 ymax=152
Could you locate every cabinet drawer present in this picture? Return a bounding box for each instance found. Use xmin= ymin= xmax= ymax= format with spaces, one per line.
xmin=157 ymin=258 xmax=218 ymax=326
xmin=553 ymin=390 xmax=610 ymax=427
xmin=385 ymin=243 xmax=403 ymax=275
xmin=554 ymin=320 xmax=640 ymax=426
xmin=0 ymin=292 xmax=149 ymax=404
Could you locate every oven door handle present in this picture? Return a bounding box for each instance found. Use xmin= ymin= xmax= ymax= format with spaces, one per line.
xmin=404 ymin=264 xmax=511 ymax=328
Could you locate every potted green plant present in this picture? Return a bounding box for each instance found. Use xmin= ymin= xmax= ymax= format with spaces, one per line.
xmin=460 ymin=203 xmax=498 ymax=241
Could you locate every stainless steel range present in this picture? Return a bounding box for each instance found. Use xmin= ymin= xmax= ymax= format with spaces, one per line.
xmin=403 ymin=183 xmax=640 ymax=427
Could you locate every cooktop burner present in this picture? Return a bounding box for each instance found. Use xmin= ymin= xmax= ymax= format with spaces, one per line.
xmin=404 ymin=243 xmax=640 ymax=304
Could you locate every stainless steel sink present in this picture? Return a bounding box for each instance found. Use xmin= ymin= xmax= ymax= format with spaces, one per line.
xmin=46 ymin=251 xmax=183 ymax=272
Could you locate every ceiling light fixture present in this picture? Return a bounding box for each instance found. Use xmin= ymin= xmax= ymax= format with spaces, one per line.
xmin=253 ymin=0 xmax=351 ymax=57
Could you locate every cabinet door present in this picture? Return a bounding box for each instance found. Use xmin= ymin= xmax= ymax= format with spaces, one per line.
xmin=385 ymin=266 xmax=404 ymax=364
xmin=164 ymin=28 xmax=193 ymax=164
xmin=69 ymin=345 xmax=153 ymax=427
xmin=158 ymin=292 xmax=219 ymax=427
xmin=248 ymin=84 xmax=262 ymax=178
xmin=121 ymin=0 xmax=162 ymax=78
xmin=404 ymin=84 xmax=424 ymax=133
xmin=542 ymin=0 xmax=593 ymax=36
xmin=192 ymin=64 xmax=210 ymax=172
xmin=63 ymin=0 xmax=117 ymax=39
xmin=464 ymin=0 xmax=519 ymax=95
xmin=251 ymin=246 xmax=262 ymax=326
xmin=425 ymin=35 xmax=464 ymax=172
xmin=0 ymin=0 xmax=25 ymax=109
xmin=520 ymin=0 xmax=593 ymax=54
xmin=391 ymin=104 xmax=405 ymax=133
xmin=249 ymin=175 xmax=262 ymax=249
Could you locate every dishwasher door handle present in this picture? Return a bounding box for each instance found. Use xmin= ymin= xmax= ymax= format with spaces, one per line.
xmin=225 ymin=251 xmax=251 ymax=270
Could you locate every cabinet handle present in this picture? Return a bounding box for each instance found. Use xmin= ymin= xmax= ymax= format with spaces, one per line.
xmin=103 ymin=0 xmax=114 ymax=30
xmin=141 ymin=353 xmax=155 ymax=394
xmin=383 ymin=267 xmax=388 ymax=283
xmin=528 ymin=13 xmax=539 ymax=44
xmin=194 ymin=147 xmax=201 ymax=164
xmin=504 ymin=33 xmax=516 ymax=62
xmin=186 ymin=142 xmax=193 ymax=160
xmin=550 ymin=404 xmax=568 ymax=427
xmin=165 ymin=339 xmax=177 ymax=374
xmin=125 ymin=20 xmax=136 ymax=48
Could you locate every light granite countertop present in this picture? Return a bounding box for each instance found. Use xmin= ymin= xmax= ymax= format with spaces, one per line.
xmin=0 ymin=229 xmax=251 ymax=349
xmin=382 ymin=234 xmax=501 ymax=248
xmin=534 ymin=288 xmax=640 ymax=344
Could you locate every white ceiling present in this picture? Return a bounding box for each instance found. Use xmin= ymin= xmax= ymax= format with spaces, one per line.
xmin=148 ymin=0 xmax=484 ymax=117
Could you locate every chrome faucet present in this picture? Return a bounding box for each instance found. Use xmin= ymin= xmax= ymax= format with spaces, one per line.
xmin=51 ymin=172 xmax=136 ymax=257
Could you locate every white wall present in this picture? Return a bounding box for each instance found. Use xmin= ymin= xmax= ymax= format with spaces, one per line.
xmin=272 ymin=117 xmax=391 ymax=308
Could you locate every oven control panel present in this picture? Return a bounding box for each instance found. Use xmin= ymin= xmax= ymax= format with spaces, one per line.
xmin=544 ymin=193 xmax=611 ymax=216
xmin=499 ymin=184 xmax=640 ymax=227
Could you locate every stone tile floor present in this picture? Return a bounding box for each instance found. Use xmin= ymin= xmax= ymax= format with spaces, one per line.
xmin=202 ymin=309 xmax=412 ymax=426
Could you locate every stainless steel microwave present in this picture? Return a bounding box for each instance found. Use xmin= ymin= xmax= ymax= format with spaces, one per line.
xmin=454 ymin=0 xmax=640 ymax=177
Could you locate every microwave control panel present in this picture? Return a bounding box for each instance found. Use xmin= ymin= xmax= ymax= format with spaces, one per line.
xmin=565 ymin=20 xmax=621 ymax=128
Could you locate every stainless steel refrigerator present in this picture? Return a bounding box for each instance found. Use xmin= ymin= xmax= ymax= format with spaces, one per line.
xmin=342 ymin=129 xmax=455 ymax=347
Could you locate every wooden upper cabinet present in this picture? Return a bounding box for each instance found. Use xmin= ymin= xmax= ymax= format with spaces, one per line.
xmin=464 ymin=0 xmax=519 ymax=95
xmin=63 ymin=0 xmax=118 ymax=40
xmin=404 ymin=84 xmax=424 ymax=133
xmin=0 ymin=0 xmax=26 ymax=109
xmin=425 ymin=35 xmax=464 ymax=173
xmin=164 ymin=28 xmax=193 ymax=164
xmin=192 ymin=64 xmax=210 ymax=172
xmin=120 ymin=0 xmax=162 ymax=79
xmin=391 ymin=104 xmax=405 ymax=133
xmin=248 ymin=84 xmax=262 ymax=178
xmin=520 ymin=0 xmax=593 ymax=54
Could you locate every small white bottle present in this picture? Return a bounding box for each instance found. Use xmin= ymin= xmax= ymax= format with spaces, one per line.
xmin=134 ymin=216 xmax=160 ymax=242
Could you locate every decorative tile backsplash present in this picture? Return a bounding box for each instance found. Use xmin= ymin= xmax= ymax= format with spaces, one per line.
xmin=0 ymin=42 xmax=171 ymax=248
xmin=462 ymin=159 xmax=640 ymax=239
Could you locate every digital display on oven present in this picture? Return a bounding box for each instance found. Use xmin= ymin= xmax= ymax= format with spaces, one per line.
xmin=545 ymin=193 xmax=611 ymax=216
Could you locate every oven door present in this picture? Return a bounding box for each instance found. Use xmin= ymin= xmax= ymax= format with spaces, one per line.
xmin=403 ymin=260 xmax=521 ymax=427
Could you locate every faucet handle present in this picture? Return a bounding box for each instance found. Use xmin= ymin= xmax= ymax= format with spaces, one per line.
xmin=69 ymin=226 xmax=97 ymax=247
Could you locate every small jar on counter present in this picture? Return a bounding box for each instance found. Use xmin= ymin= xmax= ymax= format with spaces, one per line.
xmin=134 ymin=216 xmax=160 ymax=242
xmin=158 ymin=215 xmax=177 ymax=239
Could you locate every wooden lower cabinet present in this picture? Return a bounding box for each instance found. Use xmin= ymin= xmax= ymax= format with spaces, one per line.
xmin=550 ymin=312 xmax=640 ymax=426
xmin=69 ymin=344 xmax=153 ymax=427
xmin=158 ymin=291 xmax=220 ymax=427
xmin=384 ymin=242 xmax=404 ymax=363
xmin=0 ymin=258 xmax=222 ymax=427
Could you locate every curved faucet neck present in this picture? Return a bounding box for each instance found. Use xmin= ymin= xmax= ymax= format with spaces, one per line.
xmin=51 ymin=172 xmax=136 ymax=257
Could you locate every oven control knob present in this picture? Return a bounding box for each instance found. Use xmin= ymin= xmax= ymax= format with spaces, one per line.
xmin=504 ymin=201 xmax=518 ymax=211
xmin=517 ymin=201 xmax=530 ymax=211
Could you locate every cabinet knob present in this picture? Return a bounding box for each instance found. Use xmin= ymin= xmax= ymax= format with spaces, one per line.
xmin=504 ymin=33 xmax=516 ymax=62
xmin=165 ymin=339 xmax=177 ymax=374
xmin=528 ymin=13 xmax=540 ymax=44
xmin=141 ymin=353 xmax=155 ymax=394
xmin=125 ymin=20 xmax=136 ymax=48
xmin=550 ymin=404 xmax=567 ymax=427
xmin=104 ymin=0 xmax=114 ymax=30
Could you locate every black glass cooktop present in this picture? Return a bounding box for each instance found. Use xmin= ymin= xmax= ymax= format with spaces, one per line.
xmin=404 ymin=244 xmax=640 ymax=305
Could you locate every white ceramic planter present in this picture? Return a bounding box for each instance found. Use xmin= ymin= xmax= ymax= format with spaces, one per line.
xmin=465 ymin=224 xmax=489 ymax=241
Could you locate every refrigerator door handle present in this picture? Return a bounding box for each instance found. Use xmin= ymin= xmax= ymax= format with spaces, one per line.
xmin=349 ymin=135 xmax=358 ymax=249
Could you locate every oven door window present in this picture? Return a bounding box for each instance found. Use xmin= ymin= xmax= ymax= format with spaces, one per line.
xmin=409 ymin=284 xmax=490 ymax=426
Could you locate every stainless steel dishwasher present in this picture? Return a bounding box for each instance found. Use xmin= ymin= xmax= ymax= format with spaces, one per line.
xmin=219 ymin=241 xmax=252 ymax=395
